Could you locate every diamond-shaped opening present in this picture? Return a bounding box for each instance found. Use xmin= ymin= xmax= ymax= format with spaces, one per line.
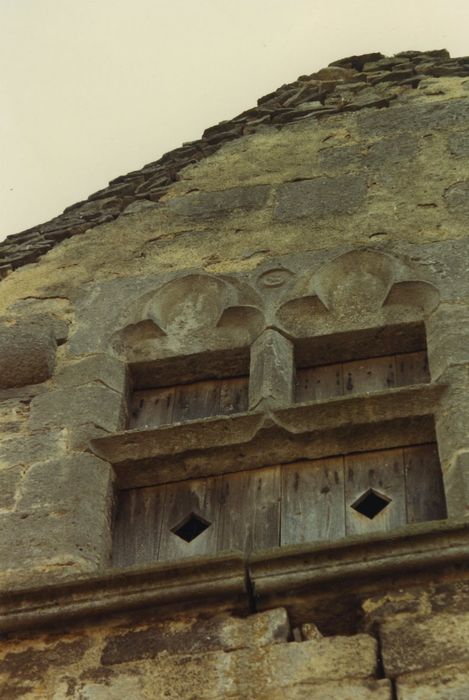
xmin=171 ymin=512 xmax=211 ymax=542
xmin=351 ymin=488 xmax=391 ymax=520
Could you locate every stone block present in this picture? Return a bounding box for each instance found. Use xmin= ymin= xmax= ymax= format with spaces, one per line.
xmin=0 ymin=465 xmax=23 ymax=510
xmin=381 ymin=612 xmax=469 ymax=677
xmin=426 ymin=305 xmax=469 ymax=380
xmin=30 ymin=384 xmax=126 ymax=432
xmin=397 ymin=663 xmax=469 ymax=700
xmin=0 ymin=318 xmax=57 ymax=389
xmin=98 ymin=633 xmax=378 ymax=699
xmin=441 ymin=451 xmax=469 ymax=518
xmin=274 ymin=175 xmax=367 ymax=221
xmin=0 ymin=636 xmax=92 ymax=697
xmin=445 ymin=180 xmax=469 ymax=217
xmin=0 ymin=454 xmax=115 ymax=573
xmin=54 ymin=353 xmax=128 ymax=394
xmin=357 ymin=98 xmax=469 ymax=136
xmin=433 ymin=366 xmax=469 ymax=476
xmin=241 ymin=679 xmax=392 ymax=700
xmin=249 ymin=329 xmax=294 ymax=410
xmin=60 ymin=676 xmax=391 ymax=700
xmin=0 ymin=430 xmax=65 ymax=469
xmin=448 ymin=130 xmax=469 ymax=157
xmin=167 ymin=184 xmax=270 ymax=218
xmin=101 ymin=607 xmax=290 ymax=665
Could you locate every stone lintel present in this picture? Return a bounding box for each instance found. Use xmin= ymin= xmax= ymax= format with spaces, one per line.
xmin=92 ymin=383 xmax=443 ymax=488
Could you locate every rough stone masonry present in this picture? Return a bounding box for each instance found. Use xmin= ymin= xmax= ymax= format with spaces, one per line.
xmin=0 ymin=49 xmax=469 ymax=699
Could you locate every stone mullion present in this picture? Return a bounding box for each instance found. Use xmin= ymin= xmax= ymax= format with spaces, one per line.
xmin=248 ymin=329 xmax=295 ymax=412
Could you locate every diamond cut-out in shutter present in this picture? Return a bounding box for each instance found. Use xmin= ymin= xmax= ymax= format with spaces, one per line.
xmin=351 ymin=488 xmax=391 ymax=520
xmin=171 ymin=512 xmax=211 ymax=542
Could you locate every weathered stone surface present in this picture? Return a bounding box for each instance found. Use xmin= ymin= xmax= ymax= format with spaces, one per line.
xmin=242 ymin=679 xmax=392 ymax=700
xmin=249 ymin=329 xmax=294 ymax=410
xmin=29 ymin=384 xmax=126 ymax=432
xmin=98 ymin=634 xmax=377 ymax=699
xmin=167 ymin=184 xmax=270 ymax=218
xmin=381 ymin=612 xmax=469 ymax=677
xmin=0 ymin=465 xmax=23 ymax=510
xmin=427 ymin=305 xmax=469 ymax=380
xmin=397 ymin=663 xmax=469 ymax=700
xmin=357 ymin=99 xmax=469 ymax=136
xmin=433 ymin=366 xmax=469 ymax=474
xmin=0 ymin=430 xmax=65 ymax=469
xmin=0 ymin=454 xmax=114 ymax=575
xmin=54 ymin=353 xmax=128 ymax=394
xmin=274 ymin=175 xmax=367 ymax=221
xmin=0 ymin=318 xmax=57 ymax=389
xmin=363 ymin=583 xmax=469 ymax=638
xmin=441 ymin=450 xmax=469 ymax=518
xmin=448 ymin=130 xmax=469 ymax=157
xmin=102 ymin=607 xmax=290 ymax=665
xmin=48 ymin=676 xmax=392 ymax=700
xmin=444 ymin=180 xmax=469 ymax=216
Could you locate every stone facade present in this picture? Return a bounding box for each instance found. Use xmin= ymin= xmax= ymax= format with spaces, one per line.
xmin=1 ymin=50 xmax=469 ymax=698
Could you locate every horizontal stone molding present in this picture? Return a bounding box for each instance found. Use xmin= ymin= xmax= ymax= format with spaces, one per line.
xmin=92 ymin=383 xmax=444 ymax=488
xmin=1 ymin=520 xmax=469 ymax=635
xmin=0 ymin=553 xmax=247 ymax=634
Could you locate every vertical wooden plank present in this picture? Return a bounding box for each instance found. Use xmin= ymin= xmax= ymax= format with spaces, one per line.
xmin=158 ymin=477 xmax=221 ymax=561
xmin=343 ymin=355 xmax=396 ymax=396
xmin=345 ymin=448 xmax=407 ymax=536
xmin=295 ymin=364 xmax=343 ymax=403
xmin=173 ymin=380 xmax=220 ymax=422
xmin=112 ymin=485 xmax=166 ymax=567
xmin=128 ymin=387 xmax=175 ymax=429
xmin=217 ymin=466 xmax=281 ymax=554
xmin=395 ymin=351 xmax=430 ymax=387
xmin=219 ymin=377 xmax=249 ymax=415
xmin=281 ymin=457 xmax=345 ymax=546
xmin=404 ymin=444 xmax=447 ymax=523
xmin=172 ymin=380 xmax=221 ymax=423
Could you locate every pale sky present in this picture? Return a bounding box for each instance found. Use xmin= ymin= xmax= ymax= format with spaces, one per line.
xmin=1 ymin=0 xmax=468 ymax=240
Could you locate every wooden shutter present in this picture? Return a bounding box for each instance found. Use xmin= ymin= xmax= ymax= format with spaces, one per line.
xmin=113 ymin=442 xmax=446 ymax=568
xmin=295 ymin=350 xmax=430 ymax=403
xmin=129 ymin=376 xmax=249 ymax=430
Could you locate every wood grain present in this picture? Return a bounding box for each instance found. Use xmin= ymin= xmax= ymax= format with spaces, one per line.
xmin=112 ymin=486 xmax=166 ymax=567
xmin=158 ymin=477 xmax=222 ymax=561
xmin=345 ymin=448 xmax=407 ymax=536
xmin=218 ymin=466 xmax=281 ymax=554
xmin=281 ymin=457 xmax=345 ymax=545
xmin=404 ymin=444 xmax=447 ymax=523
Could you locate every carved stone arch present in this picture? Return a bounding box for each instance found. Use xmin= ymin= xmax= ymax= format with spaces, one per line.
xmin=109 ymin=272 xmax=265 ymax=360
xmin=313 ymin=250 xmax=396 ymax=317
xmin=145 ymin=273 xmax=235 ymax=335
xmin=275 ymin=295 xmax=330 ymax=336
xmin=383 ymin=280 xmax=440 ymax=315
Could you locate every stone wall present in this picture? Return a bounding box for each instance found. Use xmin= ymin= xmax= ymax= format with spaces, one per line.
xmin=3 ymin=584 xmax=469 ymax=698
xmin=0 ymin=50 xmax=469 ymax=698
xmin=0 ymin=606 xmax=391 ymax=699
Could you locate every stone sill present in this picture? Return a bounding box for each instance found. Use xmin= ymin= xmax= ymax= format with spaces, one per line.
xmin=92 ymin=383 xmax=445 ymax=488
xmin=1 ymin=518 xmax=468 ymax=635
